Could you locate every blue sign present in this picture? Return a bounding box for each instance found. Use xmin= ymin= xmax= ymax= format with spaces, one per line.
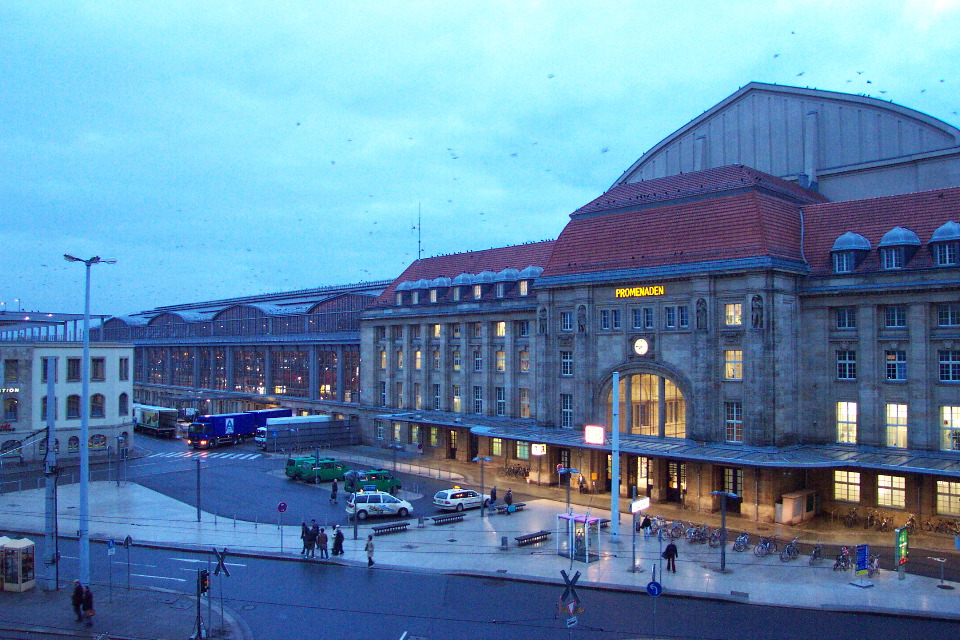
xmin=856 ymin=543 xmax=869 ymax=576
xmin=646 ymin=581 xmax=663 ymax=597
xmin=271 ymin=430 xmax=279 ymax=438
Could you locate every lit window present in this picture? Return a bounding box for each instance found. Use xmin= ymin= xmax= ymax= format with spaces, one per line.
xmin=431 ymin=324 xmax=441 ymax=338
xmin=396 ymin=350 xmax=403 ymax=370
xmin=518 ymin=280 xmax=529 ymax=296
xmin=452 ymin=385 xmax=461 ymax=412
xmin=452 ymin=287 xmax=461 ymax=302
xmin=495 ymin=283 xmax=505 ymax=298
xmin=515 ymin=441 xmax=530 ymax=460
xmin=836 ymin=402 xmax=857 ymax=443
xmin=429 ymin=289 xmax=438 ymax=303
xmin=936 ymin=480 xmax=960 ymax=516
xmin=379 ymin=350 xmax=386 ymax=369
xmin=886 ymin=403 xmax=907 ymax=448
xmin=884 ymin=306 xmax=906 ymax=328
xmin=939 ymin=350 xmax=960 ymax=382
xmin=396 ymin=292 xmax=403 ymax=305
xmin=834 ymin=470 xmax=860 ymax=502
xmin=941 ymin=406 xmax=960 ymax=451
xmin=836 ymin=350 xmax=857 ymax=380
xmin=411 ymin=290 xmax=419 ymax=304
xmin=835 ymin=307 xmax=856 ymax=329
xmin=414 ymin=383 xmax=422 ymax=410
xmin=495 ymin=350 xmax=506 ymax=372
xmin=414 ymin=350 xmax=422 ymax=370
xmin=724 ymin=303 xmax=742 ymax=326
xmin=560 ymin=394 xmax=573 ymax=428
xmin=494 ymin=321 xmax=506 ymax=337
xmin=519 ymin=388 xmax=531 ymax=418
xmin=450 ymin=323 xmax=461 ymax=339
xmin=724 ymin=401 xmax=743 ymax=443
xmin=724 ymin=350 xmax=742 ymax=380
xmin=452 ymin=349 xmax=461 ymax=371
xmin=560 ymin=351 xmax=573 ymax=376
xmin=519 ymin=350 xmax=530 ymax=373
xmin=877 ymin=474 xmax=905 ymax=508
xmin=491 ymin=437 xmax=503 ymax=457
xmin=432 ymin=350 xmax=441 ymax=370
xmin=473 ymin=284 xmax=482 ymax=300
xmin=885 ymin=350 xmax=906 ymax=381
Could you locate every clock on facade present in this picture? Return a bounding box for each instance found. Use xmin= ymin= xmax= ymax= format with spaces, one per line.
xmin=632 ymin=337 xmax=649 ymax=356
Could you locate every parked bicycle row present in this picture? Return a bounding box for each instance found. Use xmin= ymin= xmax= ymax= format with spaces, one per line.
xmin=841 ymin=508 xmax=959 ymax=535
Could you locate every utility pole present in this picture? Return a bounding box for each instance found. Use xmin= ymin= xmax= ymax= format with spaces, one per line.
xmin=43 ymin=357 xmax=59 ymax=591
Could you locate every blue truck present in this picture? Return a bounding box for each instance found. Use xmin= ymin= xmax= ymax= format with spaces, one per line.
xmin=186 ymin=408 xmax=292 ymax=449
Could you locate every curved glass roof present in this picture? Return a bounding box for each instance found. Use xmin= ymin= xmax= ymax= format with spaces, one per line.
xmin=494 ymin=268 xmax=520 ymax=282
xmin=878 ymin=226 xmax=921 ymax=247
xmin=452 ymin=272 xmax=474 ymax=285
xmin=518 ymin=265 xmax=544 ymax=279
xmin=931 ymin=221 xmax=960 ymax=243
xmin=430 ymin=276 xmax=452 ymax=288
xmin=831 ymin=231 xmax=871 ymax=252
xmin=475 ymin=270 xmax=497 ymax=283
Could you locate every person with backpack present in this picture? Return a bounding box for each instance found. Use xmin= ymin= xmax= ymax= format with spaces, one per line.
xmin=662 ymin=540 xmax=678 ymax=573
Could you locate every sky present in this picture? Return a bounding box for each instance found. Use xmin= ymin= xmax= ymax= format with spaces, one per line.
xmin=3 ymin=1 xmax=959 ymax=318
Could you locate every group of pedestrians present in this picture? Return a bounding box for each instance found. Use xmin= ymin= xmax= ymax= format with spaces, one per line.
xmin=70 ymin=581 xmax=95 ymax=627
xmin=300 ymin=519 xmax=345 ymax=559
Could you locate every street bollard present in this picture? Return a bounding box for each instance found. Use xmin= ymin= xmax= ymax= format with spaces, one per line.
xmin=501 ymin=536 xmax=508 ymax=551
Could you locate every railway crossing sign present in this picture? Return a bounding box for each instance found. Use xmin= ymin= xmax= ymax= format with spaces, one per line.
xmin=560 ymin=569 xmax=581 ymax=604
xmin=213 ymin=547 xmax=231 ymax=577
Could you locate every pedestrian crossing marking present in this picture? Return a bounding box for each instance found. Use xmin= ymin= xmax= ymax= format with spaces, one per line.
xmin=149 ymin=451 xmax=261 ymax=460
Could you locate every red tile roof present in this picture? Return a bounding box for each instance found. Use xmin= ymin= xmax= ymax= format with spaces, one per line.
xmin=802 ymin=187 xmax=960 ymax=274
xmin=373 ymin=241 xmax=556 ymax=305
xmin=543 ymin=191 xmax=805 ymax=278
xmin=574 ymin=165 xmax=826 ymax=216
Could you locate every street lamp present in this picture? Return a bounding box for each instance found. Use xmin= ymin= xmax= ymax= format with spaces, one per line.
xmin=557 ymin=466 xmax=580 ymax=514
xmin=472 ymin=456 xmax=492 ymax=517
xmin=64 ymin=254 xmax=116 ymax=587
xmin=710 ymin=491 xmax=739 ymax=573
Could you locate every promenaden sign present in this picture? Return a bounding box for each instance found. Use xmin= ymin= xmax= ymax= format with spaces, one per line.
xmin=615 ymin=285 xmax=665 ymax=298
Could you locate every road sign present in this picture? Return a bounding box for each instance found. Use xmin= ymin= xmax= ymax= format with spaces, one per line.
xmin=213 ymin=547 xmax=231 ymax=577
xmin=856 ymin=543 xmax=869 ymax=576
xmin=631 ymin=497 xmax=651 ymax=513
xmin=107 ymin=539 xmax=116 ymax=556
xmin=123 ymin=535 xmax=133 ymax=549
xmin=278 ymin=501 xmax=287 ymax=513
xmin=646 ymin=581 xmax=663 ymax=597
xmin=566 ymin=616 xmax=578 ymax=628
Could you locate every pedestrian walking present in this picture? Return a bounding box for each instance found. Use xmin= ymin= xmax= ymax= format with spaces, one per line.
xmin=489 ymin=486 xmax=497 ymax=506
xmin=306 ymin=523 xmax=318 ymax=558
xmin=365 ymin=534 xmax=375 ymax=567
xmin=318 ymin=528 xmax=329 ymax=560
xmin=70 ymin=580 xmax=84 ymax=622
xmin=640 ymin=515 xmax=652 ymax=539
xmin=578 ymin=475 xmax=586 ymax=494
xmin=332 ymin=525 xmax=345 ymax=556
xmin=504 ymin=488 xmax=513 ymax=514
xmin=662 ymin=541 xmax=678 ymax=573
xmin=330 ymin=479 xmax=339 ymax=504
xmin=300 ymin=521 xmax=309 ymax=555
xmin=81 ymin=585 xmax=95 ymax=627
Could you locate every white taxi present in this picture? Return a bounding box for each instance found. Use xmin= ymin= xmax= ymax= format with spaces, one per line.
xmin=433 ymin=487 xmax=490 ymax=512
xmin=346 ymin=491 xmax=413 ymax=520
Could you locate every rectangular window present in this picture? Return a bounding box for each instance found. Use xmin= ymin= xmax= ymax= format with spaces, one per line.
xmin=678 ymin=306 xmax=689 ymax=328
xmin=560 ymin=311 xmax=574 ymax=332
xmin=432 ymin=383 xmax=441 ymax=410
xmin=473 ymin=386 xmax=483 ymax=414
xmin=600 ymin=309 xmax=621 ymax=330
xmin=519 ymin=388 xmax=531 ymax=418
xmin=379 ymin=350 xmax=387 ymax=370
xmin=664 ymin=307 xmax=676 ymax=329
xmin=375 ymin=420 xmax=384 ymax=440
xmin=611 ymin=309 xmax=621 ymax=330
xmin=414 ymin=350 xmax=422 ymax=370
xmin=515 ymin=441 xmax=530 ymax=460
xmin=837 ymin=401 xmax=857 ymax=444
xmin=939 ymin=303 xmax=960 ymax=327
xmin=519 ymin=280 xmax=530 ymax=296
xmin=517 ymin=320 xmax=530 ymax=337
xmin=877 ymin=474 xmax=906 ymax=508
xmin=519 ymin=350 xmax=530 ymax=373
xmin=560 ymin=393 xmax=573 ymax=428
xmin=432 ymin=350 xmax=441 ymax=370
xmin=452 ymin=385 xmax=462 ymax=412
xmin=941 ymin=406 xmax=960 ymax=451
xmin=392 ymin=325 xmax=403 ymax=340
xmin=940 ymin=350 xmax=960 ymax=382
xmin=414 ymin=383 xmax=422 ymax=410
xmin=431 ymin=324 xmax=441 ymax=338
xmin=452 ymin=287 xmax=461 ymax=302
xmin=560 ymin=351 xmax=573 ymax=376
xmin=495 ymin=387 xmax=506 ymax=416
xmin=724 ymin=303 xmax=743 ymax=326
xmin=495 ymin=350 xmax=506 ymax=372
xmin=430 ymin=426 xmax=439 ymax=447
xmin=936 ymin=480 xmax=960 ymax=516
xmin=393 ymin=421 xmax=403 ymax=442
xmin=396 ymin=350 xmax=404 ymax=370
xmin=724 ymin=401 xmax=743 ymax=443
xmin=935 ymin=243 xmax=959 ymax=266
xmin=411 ymin=290 xmax=419 ymax=305
xmin=411 ymin=325 xmax=421 ymax=340
xmin=881 ymin=248 xmax=904 ymax=270
xmin=884 ymin=306 xmax=907 ymax=328
xmin=41 ymin=357 xmax=57 ymax=383
xmin=643 ymin=308 xmax=654 ymax=329
xmin=473 ymin=283 xmax=483 ymax=300
xmin=632 ymin=308 xmax=643 ymax=330
xmin=375 ymin=326 xmax=387 ymax=341
xmin=491 ymin=437 xmax=503 ymax=457
xmin=452 ymin=349 xmax=461 ymax=371
xmin=834 ymin=470 xmax=861 ymax=502
xmin=836 ymin=350 xmax=857 ymax=380
xmin=886 ymin=403 xmax=908 ymax=448
xmin=494 ymin=321 xmax=506 ymax=337
xmin=833 ymin=252 xmax=855 ymax=273
xmin=450 ymin=323 xmax=461 ymax=339
xmin=430 ymin=289 xmax=438 ymax=303
xmin=378 ymin=381 xmax=387 ymax=406
xmin=724 ymin=350 xmax=742 ymax=380
xmin=67 ymin=358 xmax=81 ymax=382
xmin=3 ymin=360 xmax=18 ymax=382
xmin=119 ymin=357 xmax=129 ymax=381
xmin=471 ymin=322 xmax=482 ymax=338
xmin=835 ymin=307 xmax=857 ymax=330
xmin=885 ymin=350 xmax=906 ymax=381
xmin=395 ymin=381 xmax=403 ymax=407
xmin=473 ymin=350 xmax=483 ymax=372
xmin=600 ymin=309 xmax=611 ymax=330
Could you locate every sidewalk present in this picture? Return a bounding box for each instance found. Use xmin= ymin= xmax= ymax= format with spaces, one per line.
xmin=0 ymin=470 xmax=960 ymax=638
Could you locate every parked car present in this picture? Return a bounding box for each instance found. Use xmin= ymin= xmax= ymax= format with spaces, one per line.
xmin=346 ymin=491 xmax=413 ymax=520
xmin=433 ymin=487 xmax=490 ymax=512
xmin=343 ymin=469 xmax=402 ymax=495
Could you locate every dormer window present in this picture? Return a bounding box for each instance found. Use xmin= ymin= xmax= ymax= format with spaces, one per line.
xmin=830 ymin=232 xmax=871 ymax=274
xmin=411 ymin=290 xmax=420 ymax=304
xmin=473 ymin=284 xmax=483 ymax=300
xmin=495 ymin=283 xmax=505 ymax=298
xmin=452 ymin=287 xmax=461 ymax=301
xmin=430 ymin=289 xmax=438 ymax=303
xmin=931 ymin=221 xmax=960 ymax=267
xmin=396 ymin=292 xmax=404 ymax=305
xmin=878 ymin=226 xmax=920 ymax=271
xmin=519 ymin=280 xmax=529 ymax=296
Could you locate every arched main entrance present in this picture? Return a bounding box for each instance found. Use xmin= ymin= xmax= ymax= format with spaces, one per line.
xmin=605 ymin=372 xmax=687 ymax=439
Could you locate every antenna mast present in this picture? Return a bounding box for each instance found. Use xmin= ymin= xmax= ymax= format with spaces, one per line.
xmin=417 ymin=203 xmax=422 ymax=260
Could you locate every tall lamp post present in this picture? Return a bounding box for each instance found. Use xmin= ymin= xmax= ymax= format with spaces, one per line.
xmin=64 ymin=254 xmax=116 ymax=587
xmin=558 ymin=466 xmax=580 ymax=514
xmin=472 ymin=456 xmax=492 ymax=517
xmin=710 ymin=490 xmax=739 ymax=573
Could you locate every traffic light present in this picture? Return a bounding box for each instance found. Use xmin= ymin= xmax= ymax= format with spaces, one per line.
xmin=198 ymin=569 xmax=210 ymax=595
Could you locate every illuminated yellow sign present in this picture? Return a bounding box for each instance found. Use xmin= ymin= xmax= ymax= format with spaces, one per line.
xmin=615 ymin=285 xmax=665 ymax=298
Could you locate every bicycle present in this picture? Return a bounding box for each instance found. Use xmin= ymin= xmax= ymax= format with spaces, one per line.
xmin=669 ymin=521 xmax=687 ymax=539
xmin=780 ymin=536 xmax=800 ymax=562
xmin=843 ymin=507 xmax=860 ymax=529
xmin=754 ymin=536 xmax=779 ymax=558
xmin=876 ymin=515 xmax=893 ymax=532
xmin=833 ymin=546 xmax=851 ymax=571
xmin=732 ymin=533 xmax=750 ymax=552
xmin=687 ymin=524 xmax=709 ymax=544
xmin=903 ymin=513 xmax=918 ymax=534
xmin=708 ymin=529 xmax=724 ymax=549
xmin=867 ymin=553 xmax=881 ymax=578
xmin=809 ymin=542 xmax=824 ymax=565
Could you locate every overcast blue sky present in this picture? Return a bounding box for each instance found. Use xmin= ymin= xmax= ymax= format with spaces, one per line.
xmin=3 ymin=1 xmax=959 ymax=316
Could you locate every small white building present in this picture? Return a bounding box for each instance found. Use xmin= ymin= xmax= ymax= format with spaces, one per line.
xmin=1 ymin=342 xmax=135 ymax=463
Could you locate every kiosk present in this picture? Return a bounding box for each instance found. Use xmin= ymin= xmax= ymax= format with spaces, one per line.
xmin=0 ymin=537 xmax=9 ymax=590
xmin=3 ymin=538 xmax=35 ymax=592
xmin=557 ymin=513 xmax=601 ymax=563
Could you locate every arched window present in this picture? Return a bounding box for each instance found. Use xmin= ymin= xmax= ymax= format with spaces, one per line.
xmin=89 ymin=434 xmax=107 ymax=450
xmin=67 ymin=395 xmax=81 ymax=419
xmin=606 ymin=372 xmax=687 ymax=439
xmin=3 ymin=398 xmax=18 ymax=421
xmin=118 ymin=393 xmax=129 ymax=416
xmin=40 ymin=396 xmax=58 ymax=421
xmin=120 ymin=431 xmax=129 ymax=450
xmin=1 ymin=439 xmax=20 ymax=454
xmin=38 ymin=439 xmax=60 ymax=454
xmin=68 ymin=436 xmax=80 ymax=452
xmin=90 ymin=394 xmax=105 ymax=419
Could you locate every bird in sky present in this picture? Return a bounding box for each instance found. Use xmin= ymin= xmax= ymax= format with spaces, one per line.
xmin=797 ymin=71 xmax=804 ymax=76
